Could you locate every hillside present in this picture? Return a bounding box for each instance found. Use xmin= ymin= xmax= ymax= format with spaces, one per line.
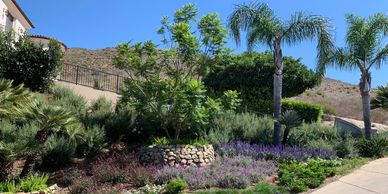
xmin=292 ymin=78 xmax=388 ymax=125
xmin=64 ymin=48 xmax=388 ymax=125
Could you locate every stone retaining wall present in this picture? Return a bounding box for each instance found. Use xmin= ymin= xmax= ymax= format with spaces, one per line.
xmin=139 ymin=144 xmax=215 ymax=167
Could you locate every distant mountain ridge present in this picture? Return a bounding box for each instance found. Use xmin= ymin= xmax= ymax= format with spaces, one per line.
xmin=64 ymin=48 xmax=388 ymax=124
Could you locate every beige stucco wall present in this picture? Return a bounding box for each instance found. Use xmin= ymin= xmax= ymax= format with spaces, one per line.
xmin=0 ymin=0 xmax=32 ymax=36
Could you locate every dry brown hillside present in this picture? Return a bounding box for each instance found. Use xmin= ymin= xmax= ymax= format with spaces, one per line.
xmin=291 ymin=78 xmax=388 ymax=125
xmin=64 ymin=47 xmax=124 ymax=74
xmin=64 ymin=48 xmax=388 ymax=124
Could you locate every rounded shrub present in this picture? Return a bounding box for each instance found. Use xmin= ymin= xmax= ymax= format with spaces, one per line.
xmin=217 ymin=173 xmax=249 ymax=189
xmin=165 ymin=179 xmax=188 ymax=194
xmin=41 ymin=135 xmax=76 ymax=169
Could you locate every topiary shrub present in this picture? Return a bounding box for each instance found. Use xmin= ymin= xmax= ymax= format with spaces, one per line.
xmin=165 ymin=179 xmax=188 ymax=194
xmin=41 ymin=136 xmax=76 ymax=170
xmin=282 ymin=100 xmax=323 ymax=123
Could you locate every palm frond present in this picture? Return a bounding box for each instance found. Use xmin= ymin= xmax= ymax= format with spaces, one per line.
xmin=228 ymin=2 xmax=279 ymax=47
xmin=281 ymin=12 xmax=335 ymax=75
xmin=371 ymin=85 xmax=388 ymax=110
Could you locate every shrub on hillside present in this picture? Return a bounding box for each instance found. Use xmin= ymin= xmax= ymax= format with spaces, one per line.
xmin=287 ymin=122 xmax=340 ymax=147
xmin=51 ymin=86 xmax=87 ymax=115
xmin=76 ymin=125 xmax=107 ymax=157
xmin=41 ymin=135 xmax=76 ymax=169
xmin=205 ymin=112 xmax=273 ymax=145
xmin=282 ymin=100 xmax=323 ymax=123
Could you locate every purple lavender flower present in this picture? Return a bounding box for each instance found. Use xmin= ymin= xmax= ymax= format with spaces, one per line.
xmin=217 ymin=141 xmax=337 ymax=162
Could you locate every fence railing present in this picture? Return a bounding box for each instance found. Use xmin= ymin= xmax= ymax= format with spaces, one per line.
xmin=58 ymin=63 xmax=126 ymax=93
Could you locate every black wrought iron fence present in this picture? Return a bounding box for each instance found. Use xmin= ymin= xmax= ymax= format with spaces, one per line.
xmin=59 ymin=63 xmax=126 ymax=93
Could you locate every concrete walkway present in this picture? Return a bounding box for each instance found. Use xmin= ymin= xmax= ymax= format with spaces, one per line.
xmin=312 ymin=158 xmax=388 ymax=194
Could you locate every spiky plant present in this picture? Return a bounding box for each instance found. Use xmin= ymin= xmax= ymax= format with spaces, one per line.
xmin=280 ymin=110 xmax=302 ymax=145
xmin=0 ymin=79 xmax=31 ymax=119
xmin=17 ymin=101 xmax=76 ymax=177
xmin=229 ymin=2 xmax=334 ymax=144
xmin=319 ymin=13 xmax=388 ymax=139
xmin=371 ymin=85 xmax=388 ymax=111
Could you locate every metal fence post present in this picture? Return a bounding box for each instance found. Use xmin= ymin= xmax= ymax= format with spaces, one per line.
xmin=116 ymin=75 xmax=119 ymax=93
xmin=75 ymin=66 xmax=79 ymax=85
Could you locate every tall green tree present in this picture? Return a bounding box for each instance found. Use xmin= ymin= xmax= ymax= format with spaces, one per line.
xmin=228 ymin=2 xmax=334 ymax=144
xmin=319 ymin=14 xmax=388 ymax=139
xmin=372 ymin=85 xmax=388 ymax=111
xmin=0 ymin=31 xmax=63 ymax=92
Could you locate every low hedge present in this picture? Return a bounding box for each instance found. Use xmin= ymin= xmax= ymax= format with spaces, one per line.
xmin=282 ymin=100 xmax=323 ymax=123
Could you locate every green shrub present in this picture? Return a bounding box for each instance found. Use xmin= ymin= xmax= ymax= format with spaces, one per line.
xmin=41 ymin=136 xmax=76 ymax=169
xmin=51 ymin=86 xmax=87 ymax=114
xmin=282 ymin=100 xmax=323 ymax=123
xmin=165 ymin=179 xmax=188 ymax=194
xmin=357 ymin=138 xmax=388 ymax=157
xmin=334 ymin=134 xmax=359 ymax=158
xmin=81 ymin=97 xmax=113 ymax=128
xmin=279 ymin=159 xmax=339 ymax=193
xmin=288 ymin=122 xmax=340 ymax=147
xmin=208 ymin=112 xmax=273 ymax=145
xmin=77 ymin=125 xmax=107 ymax=157
xmin=0 ymin=31 xmax=63 ymax=92
xmin=19 ymin=173 xmax=49 ymax=192
xmin=203 ymin=52 xmax=321 ymax=114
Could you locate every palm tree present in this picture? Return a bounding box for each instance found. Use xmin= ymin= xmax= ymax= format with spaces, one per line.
xmin=18 ymin=101 xmax=76 ymax=177
xmin=371 ymin=85 xmax=388 ymax=111
xmin=319 ymin=14 xmax=388 ymax=139
xmin=0 ymin=79 xmax=31 ymax=181
xmin=228 ymin=2 xmax=334 ymax=144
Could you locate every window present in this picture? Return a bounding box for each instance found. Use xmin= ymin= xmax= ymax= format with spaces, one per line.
xmin=5 ymin=11 xmax=14 ymax=32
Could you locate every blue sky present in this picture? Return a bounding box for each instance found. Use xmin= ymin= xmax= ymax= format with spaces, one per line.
xmin=19 ymin=0 xmax=388 ymax=87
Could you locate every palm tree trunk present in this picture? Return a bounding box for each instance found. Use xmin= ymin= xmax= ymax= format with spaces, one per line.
xmin=20 ymin=129 xmax=50 ymax=178
xmin=273 ymin=40 xmax=283 ymax=145
xmin=360 ymin=71 xmax=372 ymax=139
xmin=282 ymin=127 xmax=290 ymax=145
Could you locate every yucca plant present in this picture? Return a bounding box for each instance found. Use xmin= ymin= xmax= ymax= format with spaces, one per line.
xmin=17 ymin=101 xmax=77 ymax=177
xmin=280 ymin=110 xmax=302 ymax=145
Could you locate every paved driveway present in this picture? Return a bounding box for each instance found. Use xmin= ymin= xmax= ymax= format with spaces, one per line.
xmin=312 ymin=158 xmax=388 ymax=194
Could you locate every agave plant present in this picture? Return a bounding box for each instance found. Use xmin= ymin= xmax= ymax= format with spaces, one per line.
xmin=17 ymin=100 xmax=77 ymax=177
xmin=280 ymin=110 xmax=302 ymax=145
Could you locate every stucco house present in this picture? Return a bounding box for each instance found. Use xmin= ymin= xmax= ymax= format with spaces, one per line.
xmin=0 ymin=0 xmax=34 ymax=37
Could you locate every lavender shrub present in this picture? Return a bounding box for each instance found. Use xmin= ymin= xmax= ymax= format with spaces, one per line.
xmin=155 ymin=155 xmax=276 ymax=189
xmin=217 ymin=141 xmax=336 ymax=162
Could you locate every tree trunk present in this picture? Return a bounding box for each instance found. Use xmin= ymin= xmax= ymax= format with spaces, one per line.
xmin=273 ymin=40 xmax=283 ymax=145
xmin=360 ymin=71 xmax=372 ymax=139
xmin=0 ymin=162 xmax=12 ymax=182
xmin=282 ymin=127 xmax=290 ymax=145
xmin=20 ymin=129 xmax=50 ymax=178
